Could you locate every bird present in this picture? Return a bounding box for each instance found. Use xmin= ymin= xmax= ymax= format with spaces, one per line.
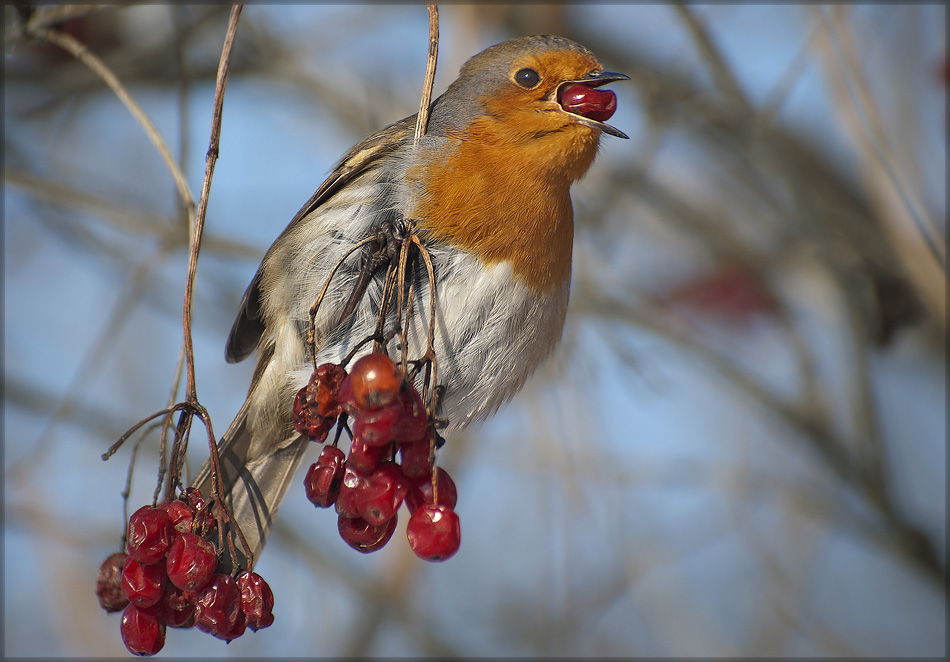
xmin=191 ymin=34 xmax=628 ymax=570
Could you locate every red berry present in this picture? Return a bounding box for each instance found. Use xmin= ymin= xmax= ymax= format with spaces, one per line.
xmin=160 ymin=583 xmax=196 ymax=628
xmin=96 ymin=551 xmax=130 ymax=613
xmin=398 ymin=438 xmax=433 ymax=479
xmin=318 ymin=444 xmax=347 ymax=469
xmin=120 ymin=556 xmax=166 ymax=608
xmin=334 ymin=467 xmax=367 ymax=519
xmin=303 ymin=445 xmax=346 ymax=507
xmin=359 ymin=462 xmax=408 ymax=526
xmin=195 ymin=573 xmax=246 ymax=642
xmin=182 ymin=487 xmax=205 ymax=509
xmin=291 ymin=364 xmax=348 ymax=440
xmin=349 ymin=352 xmax=402 ymax=410
xmin=337 ymin=513 xmax=397 ymax=553
xmin=405 ymin=467 xmax=458 ymax=513
xmin=406 ymin=504 xmax=461 ymax=562
xmin=291 ymin=384 xmax=336 ymax=441
xmin=347 ymin=437 xmax=382 ymax=474
xmin=395 ymin=386 xmax=429 ymax=444
xmin=558 ymin=83 xmax=617 ymax=123
xmin=161 ymin=499 xmax=195 ymax=535
xmin=352 ymin=401 xmax=401 ymax=447
xmin=120 ymin=604 xmax=166 ymax=656
xmin=166 ymin=532 xmax=217 ymax=592
xmin=312 ymin=363 xmax=348 ymax=418
xmin=337 ymin=373 xmax=357 ymax=415
xmin=237 ymin=571 xmax=275 ymax=631
xmin=127 ymin=505 xmax=174 ymax=564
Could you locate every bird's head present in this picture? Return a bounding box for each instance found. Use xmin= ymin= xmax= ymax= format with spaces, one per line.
xmin=430 ymin=35 xmax=629 ymax=146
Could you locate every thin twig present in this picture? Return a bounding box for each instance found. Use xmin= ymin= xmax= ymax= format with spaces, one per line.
xmin=120 ymin=427 xmax=157 ymax=551
xmin=182 ymin=4 xmax=243 ymax=400
xmin=25 ymin=24 xmax=197 ymax=231
xmin=807 ymin=6 xmax=946 ymax=331
xmin=307 ymin=236 xmax=379 ymax=362
xmin=373 ymin=258 xmax=402 ymax=352
xmin=823 ymin=6 xmax=945 ymax=271
xmin=398 ymin=234 xmax=414 ymax=371
xmin=410 ymin=234 xmax=440 ymax=399
xmin=101 ymin=404 xmax=184 ymax=460
xmin=413 ymin=4 xmax=440 ymax=145
xmin=24 ymin=5 xmax=104 ymax=33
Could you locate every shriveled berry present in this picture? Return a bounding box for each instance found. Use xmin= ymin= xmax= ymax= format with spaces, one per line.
xmin=405 ymin=467 xmax=458 ymax=513
xmin=127 ymin=505 xmax=174 ymax=564
xmin=312 ymin=363 xmax=348 ymax=418
xmin=406 ymin=504 xmax=461 ymax=562
xmin=166 ymin=532 xmax=217 ymax=592
xmin=337 ymin=513 xmax=397 ymax=553
xmin=352 ymin=401 xmax=401 ymax=447
xmin=161 ymin=499 xmax=195 ymax=535
xmin=120 ymin=603 xmax=166 ymax=656
xmin=359 ymin=462 xmax=408 ymax=526
xmin=347 ymin=436 xmax=382 ymax=474
xmin=195 ymin=573 xmax=246 ymax=642
xmin=291 ymin=384 xmax=336 ymax=441
xmin=120 ymin=557 xmax=166 ymax=609
xmin=304 ymin=445 xmax=346 ymax=507
xmin=96 ymin=551 xmax=130 ymax=613
xmin=291 ymin=364 xmax=348 ymax=441
xmin=558 ymin=83 xmax=617 ymax=123
xmin=349 ymin=352 xmax=402 ymax=410
xmin=160 ymin=583 xmax=196 ymax=628
xmin=237 ymin=571 xmax=275 ymax=631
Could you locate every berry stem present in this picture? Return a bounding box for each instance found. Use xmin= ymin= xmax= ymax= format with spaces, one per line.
xmin=412 ymin=4 xmax=439 ymax=146
xmin=430 ymin=459 xmax=439 ymax=505
xmin=306 ymin=235 xmax=378 ymax=369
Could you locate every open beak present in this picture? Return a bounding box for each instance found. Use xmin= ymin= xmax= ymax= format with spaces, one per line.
xmin=557 ymin=70 xmax=630 ymax=139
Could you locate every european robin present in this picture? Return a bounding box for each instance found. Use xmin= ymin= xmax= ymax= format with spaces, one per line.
xmin=192 ymin=35 xmax=628 ymax=568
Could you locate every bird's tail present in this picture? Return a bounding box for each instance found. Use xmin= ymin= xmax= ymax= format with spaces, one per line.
xmin=189 ymin=397 xmax=309 ymax=573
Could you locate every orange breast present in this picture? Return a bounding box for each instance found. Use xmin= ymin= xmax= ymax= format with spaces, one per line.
xmin=414 ymin=99 xmax=601 ymax=294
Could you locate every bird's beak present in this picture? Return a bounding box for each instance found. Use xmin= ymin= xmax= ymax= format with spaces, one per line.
xmin=577 ymin=70 xmax=631 ymax=87
xmin=556 ymin=70 xmax=630 ymax=139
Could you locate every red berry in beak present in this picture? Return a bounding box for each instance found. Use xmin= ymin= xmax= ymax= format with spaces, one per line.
xmin=559 ymin=84 xmax=617 ymax=123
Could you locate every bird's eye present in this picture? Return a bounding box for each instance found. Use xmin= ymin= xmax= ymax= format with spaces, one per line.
xmin=513 ymin=68 xmax=540 ymax=89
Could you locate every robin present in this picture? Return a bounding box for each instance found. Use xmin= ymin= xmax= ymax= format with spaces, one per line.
xmin=192 ymin=35 xmax=628 ymax=568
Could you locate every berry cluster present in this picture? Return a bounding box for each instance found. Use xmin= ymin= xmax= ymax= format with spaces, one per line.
xmin=293 ymin=352 xmax=461 ymax=561
xmin=95 ymin=488 xmax=274 ymax=656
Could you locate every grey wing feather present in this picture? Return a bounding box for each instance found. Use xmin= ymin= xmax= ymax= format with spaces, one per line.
xmin=225 ymin=272 xmax=266 ymax=364
xmin=223 ymin=115 xmax=417 ymax=364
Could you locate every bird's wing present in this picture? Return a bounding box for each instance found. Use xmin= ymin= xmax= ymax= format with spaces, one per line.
xmin=225 ymin=115 xmax=418 ymax=364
